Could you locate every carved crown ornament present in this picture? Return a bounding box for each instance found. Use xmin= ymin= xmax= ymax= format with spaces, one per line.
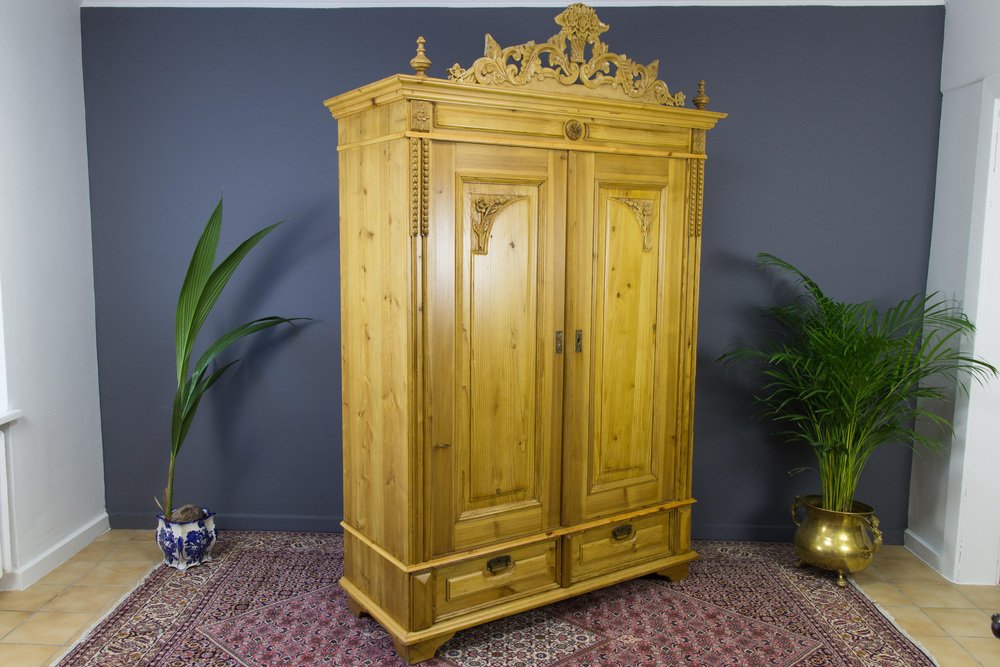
xmin=439 ymin=3 xmax=697 ymax=108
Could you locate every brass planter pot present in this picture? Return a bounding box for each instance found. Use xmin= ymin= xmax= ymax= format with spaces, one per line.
xmin=791 ymin=495 xmax=882 ymax=587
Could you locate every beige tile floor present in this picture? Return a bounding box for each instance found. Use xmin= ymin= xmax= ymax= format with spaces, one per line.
xmin=0 ymin=530 xmax=161 ymax=667
xmin=0 ymin=534 xmax=997 ymax=666
xmin=851 ymin=545 xmax=1000 ymax=666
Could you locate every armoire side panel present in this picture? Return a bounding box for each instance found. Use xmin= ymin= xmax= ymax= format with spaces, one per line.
xmin=674 ymin=156 xmax=706 ymax=502
xmin=339 ymin=132 xmax=417 ymax=562
xmin=660 ymin=158 xmax=694 ymax=505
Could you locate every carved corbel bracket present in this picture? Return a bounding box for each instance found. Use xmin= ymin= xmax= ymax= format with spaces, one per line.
xmin=471 ymin=195 xmax=526 ymax=254
xmin=611 ymin=197 xmax=655 ymax=251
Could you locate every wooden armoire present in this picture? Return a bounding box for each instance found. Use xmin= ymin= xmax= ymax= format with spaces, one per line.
xmin=324 ymin=4 xmax=724 ymax=662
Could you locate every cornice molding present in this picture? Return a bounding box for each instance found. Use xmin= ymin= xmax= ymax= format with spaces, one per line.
xmin=80 ymin=1 xmax=946 ymax=9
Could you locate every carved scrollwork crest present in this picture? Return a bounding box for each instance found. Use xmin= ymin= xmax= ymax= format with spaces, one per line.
xmin=447 ymin=3 xmax=685 ymax=107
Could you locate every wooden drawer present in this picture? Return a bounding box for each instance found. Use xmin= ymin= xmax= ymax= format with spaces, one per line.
xmin=433 ymin=540 xmax=560 ymax=621
xmin=564 ymin=513 xmax=672 ymax=584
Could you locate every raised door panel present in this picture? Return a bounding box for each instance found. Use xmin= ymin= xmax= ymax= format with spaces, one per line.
xmin=563 ymin=152 xmax=688 ymax=523
xmin=592 ymin=186 xmax=660 ymax=488
xmin=427 ymin=143 xmax=566 ymax=556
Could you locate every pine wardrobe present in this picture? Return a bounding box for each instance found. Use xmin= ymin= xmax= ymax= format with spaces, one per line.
xmin=324 ymin=4 xmax=725 ymax=662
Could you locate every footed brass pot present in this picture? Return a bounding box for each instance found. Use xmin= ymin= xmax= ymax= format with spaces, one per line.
xmin=791 ymin=494 xmax=882 ymax=587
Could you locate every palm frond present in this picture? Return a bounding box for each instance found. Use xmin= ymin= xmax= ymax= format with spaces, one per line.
xmin=175 ymin=200 xmax=222 ymax=384
xmin=163 ymin=198 xmax=303 ymax=519
xmin=721 ymin=253 xmax=997 ymax=512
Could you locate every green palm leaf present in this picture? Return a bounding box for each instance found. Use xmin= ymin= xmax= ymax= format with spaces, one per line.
xmin=163 ymin=198 xmax=305 ymax=519
xmin=721 ymin=253 xmax=997 ymax=512
xmin=190 ymin=316 xmax=305 ymax=382
xmin=175 ymin=200 xmax=222 ymax=384
xmin=182 ymin=223 xmax=282 ymax=379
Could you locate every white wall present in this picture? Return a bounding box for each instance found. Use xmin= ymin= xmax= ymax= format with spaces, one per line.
xmin=0 ymin=0 xmax=108 ymax=589
xmin=906 ymin=0 xmax=1000 ymax=585
xmin=939 ymin=0 xmax=1000 ymax=91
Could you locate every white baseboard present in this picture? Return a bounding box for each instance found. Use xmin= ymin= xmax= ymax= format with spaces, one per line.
xmin=0 ymin=512 xmax=110 ymax=591
xmin=903 ymin=527 xmax=948 ymax=578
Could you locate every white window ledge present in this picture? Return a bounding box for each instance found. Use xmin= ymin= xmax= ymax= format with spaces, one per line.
xmin=0 ymin=410 xmax=22 ymax=427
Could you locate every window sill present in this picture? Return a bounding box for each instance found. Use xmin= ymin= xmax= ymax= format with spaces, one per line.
xmin=0 ymin=409 xmax=22 ymax=427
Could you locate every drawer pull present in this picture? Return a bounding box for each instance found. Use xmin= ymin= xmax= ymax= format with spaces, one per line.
xmin=612 ymin=524 xmax=634 ymax=541
xmin=486 ymin=555 xmax=512 ymax=574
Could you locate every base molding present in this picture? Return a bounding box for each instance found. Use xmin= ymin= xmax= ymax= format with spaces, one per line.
xmin=903 ymin=528 xmax=947 ymax=577
xmin=391 ymin=634 xmax=455 ymax=665
xmin=342 ymin=548 xmax=697 ymax=664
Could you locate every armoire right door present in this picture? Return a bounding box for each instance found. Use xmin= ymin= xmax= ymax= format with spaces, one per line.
xmin=562 ymin=151 xmax=691 ymax=524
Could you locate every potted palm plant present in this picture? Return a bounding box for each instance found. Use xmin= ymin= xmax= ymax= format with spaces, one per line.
xmin=155 ymin=198 xmax=303 ymax=570
xmin=723 ymin=253 xmax=996 ymax=586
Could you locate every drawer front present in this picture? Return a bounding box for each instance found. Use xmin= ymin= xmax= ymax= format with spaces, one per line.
xmin=434 ymin=540 xmax=559 ymax=620
xmin=565 ymin=513 xmax=672 ymax=583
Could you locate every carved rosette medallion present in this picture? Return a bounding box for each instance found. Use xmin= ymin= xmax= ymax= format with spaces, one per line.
xmin=564 ymin=119 xmax=585 ymax=140
xmin=687 ymin=160 xmax=705 ymax=238
xmin=411 ymin=100 xmax=433 ymax=132
xmin=447 ymin=3 xmax=685 ymax=107
xmin=471 ymin=195 xmax=525 ymax=254
xmin=691 ymin=129 xmax=706 ymax=155
xmin=611 ymin=197 xmax=655 ymax=251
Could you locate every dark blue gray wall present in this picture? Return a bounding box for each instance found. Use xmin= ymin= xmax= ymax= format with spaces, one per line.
xmin=81 ymin=6 xmax=944 ymax=541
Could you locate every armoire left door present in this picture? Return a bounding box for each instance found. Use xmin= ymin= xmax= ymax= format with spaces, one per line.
xmin=425 ymin=142 xmax=567 ymax=557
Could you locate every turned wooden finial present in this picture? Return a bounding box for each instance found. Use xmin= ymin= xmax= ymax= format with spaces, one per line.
xmin=693 ymin=80 xmax=709 ymax=110
xmin=410 ymin=36 xmax=432 ymax=77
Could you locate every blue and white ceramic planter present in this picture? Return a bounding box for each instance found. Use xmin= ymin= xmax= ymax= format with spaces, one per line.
xmin=156 ymin=509 xmax=217 ymax=570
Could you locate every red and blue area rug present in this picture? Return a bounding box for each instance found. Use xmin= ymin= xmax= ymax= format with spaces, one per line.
xmin=56 ymin=532 xmax=934 ymax=666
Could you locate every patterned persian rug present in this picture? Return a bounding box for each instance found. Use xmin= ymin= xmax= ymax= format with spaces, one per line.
xmin=56 ymin=532 xmax=934 ymax=666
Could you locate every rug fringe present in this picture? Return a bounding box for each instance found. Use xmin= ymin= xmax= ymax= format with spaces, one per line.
xmin=847 ymin=574 xmax=941 ymax=667
xmin=48 ymin=559 xmax=162 ymax=666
